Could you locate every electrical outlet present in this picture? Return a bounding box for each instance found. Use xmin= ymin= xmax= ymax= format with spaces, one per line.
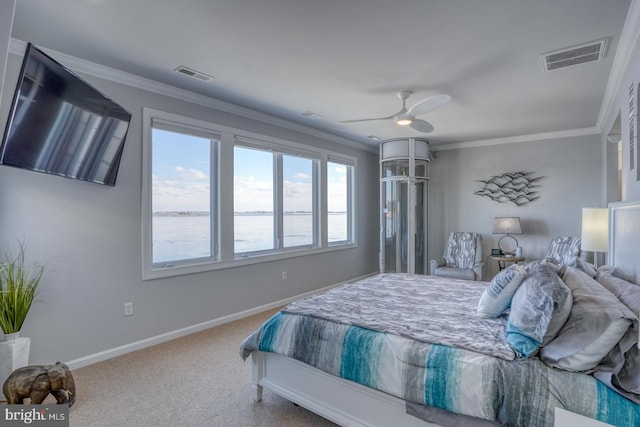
xmin=282 ymin=271 xmax=287 ymax=281
xmin=124 ymin=302 xmax=133 ymax=316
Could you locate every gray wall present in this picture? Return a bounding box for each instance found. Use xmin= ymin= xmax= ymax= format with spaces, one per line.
xmin=0 ymin=49 xmax=379 ymax=366
xmin=429 ymin=135 xmax=601 ymax=279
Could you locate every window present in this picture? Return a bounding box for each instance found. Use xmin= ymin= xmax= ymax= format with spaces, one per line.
xmin=148 ymin=122 xmax=219 ymax=267
xmin=327 ymin=160 xmax=355 ymax=244
xmin=142 ymin=108 xmax=356 ymax=279
xmin=234 ymin=146 xmax=274 ymax=253
xmin=234 ymin=145 xmax=319 ymax=255
xmin=282 ymin=155 xmax=315 ymax=248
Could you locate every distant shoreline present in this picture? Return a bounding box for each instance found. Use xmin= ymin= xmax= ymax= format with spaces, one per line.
xmin=153 ymin=211 xmax=347 ymax=217
xmin=153 ymin=211 xmax=210 ymax=217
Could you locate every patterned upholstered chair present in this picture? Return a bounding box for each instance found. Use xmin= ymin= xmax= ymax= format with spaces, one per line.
xmin=544 ymin=236 xmax=581 ymax=266
xmin=430 ymin=232 xmax=484 ymax=281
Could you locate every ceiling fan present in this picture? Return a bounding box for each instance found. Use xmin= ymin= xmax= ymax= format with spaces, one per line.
xmin=340 ymin=91 xmax=451 ymax=133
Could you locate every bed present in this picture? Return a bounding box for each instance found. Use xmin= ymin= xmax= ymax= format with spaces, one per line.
xmin=240 ymin=200 xmax=640 ymax=427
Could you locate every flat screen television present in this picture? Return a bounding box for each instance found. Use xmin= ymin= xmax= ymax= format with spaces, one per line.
xmin=0 ymin=43 xmax=131 ymax=186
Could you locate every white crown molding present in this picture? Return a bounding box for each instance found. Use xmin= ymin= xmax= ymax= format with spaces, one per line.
xmin=433 ymin=127 xmax=600 ymax=151
xmin=9 ymin=38 xmax=378 ymax=154
xmin=597 ymin=0 xmax=640 ymax=131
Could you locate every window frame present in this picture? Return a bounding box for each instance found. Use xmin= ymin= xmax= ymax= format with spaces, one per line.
xmin=142 ymin=108 xmax=357 ymax=280
xmin=233 ymin=140 xmax=322 ymax=256
xmin=326 ymin=157 xmax=356 ymax=247
xmin=148 ymin=120 xmax=220 ymax=266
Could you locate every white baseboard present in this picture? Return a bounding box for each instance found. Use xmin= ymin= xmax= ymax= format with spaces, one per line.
xmin=65 ymin=273 xmax=375 ymax=370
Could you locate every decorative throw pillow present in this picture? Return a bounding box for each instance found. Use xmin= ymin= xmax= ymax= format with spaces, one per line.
xmin=543 ymin=280 xmax=573 ymax=346
xmin=506 ymin=262 xmax=571 ymax=357
xmin=539 ymin=258 xmax=561 ymax=272
xmin=540 ymin=267 xmax=635 ymax=372
xmin=476 ymin=264 xmax=527 ymax=318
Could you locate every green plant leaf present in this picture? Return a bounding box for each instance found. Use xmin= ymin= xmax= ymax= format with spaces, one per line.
xmin=0 ymin=242 xmax=43 ymax=334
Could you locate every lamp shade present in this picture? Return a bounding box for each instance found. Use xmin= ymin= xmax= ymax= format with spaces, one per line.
xmin=581 ymin=208 xmax=608 ymax=252
xmin=492 ymin=217 xmax=522 ymax=235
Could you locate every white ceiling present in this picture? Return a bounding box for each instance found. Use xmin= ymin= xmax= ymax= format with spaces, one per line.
xmin=8 ymin=0 xmax=633 ymax=148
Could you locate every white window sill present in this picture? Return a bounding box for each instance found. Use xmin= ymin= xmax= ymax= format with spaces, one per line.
xmin=143 ymin=243 xmax=357 ymax=280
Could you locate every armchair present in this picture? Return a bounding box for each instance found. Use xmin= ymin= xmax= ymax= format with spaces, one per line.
xmin=430 ymin=232 xmax=484 ymax=281
xmin=544 ymin=236 xmax=581 ymax=266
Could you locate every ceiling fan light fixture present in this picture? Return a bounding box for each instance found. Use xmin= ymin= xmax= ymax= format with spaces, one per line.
xmin=396 ymin=116 xmax=413 ymax=126
xmin=340 ymin=90 xmax=449 ymax=133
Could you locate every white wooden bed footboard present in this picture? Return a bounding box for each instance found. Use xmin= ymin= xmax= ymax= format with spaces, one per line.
xmin=251 ymin=350 xmax=438 ymax=427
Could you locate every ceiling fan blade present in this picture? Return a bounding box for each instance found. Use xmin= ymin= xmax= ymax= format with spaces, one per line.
xmin=408 ymin=94 xmax=451 ymax=116
xmin=340 ymin=114 xmax=395 ymax=124
xmin=410 ymin=119 xmax=434 ymax=133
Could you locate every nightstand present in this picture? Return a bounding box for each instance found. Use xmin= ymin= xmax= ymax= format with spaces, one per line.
xmin=489 ymin=255 xmax=525 ymax=271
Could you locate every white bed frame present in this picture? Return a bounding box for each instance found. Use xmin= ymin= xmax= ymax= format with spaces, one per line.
xmin=250 ymin=200 xmax=640 ymax=427
xmin=251 ymin=351 xmax=436 ymax=427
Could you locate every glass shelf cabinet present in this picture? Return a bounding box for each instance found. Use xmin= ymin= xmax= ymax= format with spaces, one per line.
xmin=379 ymin=137 xmax=429 ymax=274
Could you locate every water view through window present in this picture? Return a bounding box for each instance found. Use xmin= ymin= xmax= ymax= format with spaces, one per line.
xmin=153 ymin=212 xmax=347 ymax=263
xmin=151 ymin=126 xmax=352 ymax=265
xmin=151 ymin=128 xmax=213 ymax=264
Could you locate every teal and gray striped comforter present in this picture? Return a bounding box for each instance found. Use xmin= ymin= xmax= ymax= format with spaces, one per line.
xmin=240 ymin=273 xmax=640 ymax=426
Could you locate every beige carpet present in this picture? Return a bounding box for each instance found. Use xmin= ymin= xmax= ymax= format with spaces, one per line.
xmin=46 ymin=309 xmax=338 ymax=426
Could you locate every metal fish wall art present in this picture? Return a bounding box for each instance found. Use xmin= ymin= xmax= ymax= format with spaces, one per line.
xmin=474 ymin=171 xmax=543 ymax=206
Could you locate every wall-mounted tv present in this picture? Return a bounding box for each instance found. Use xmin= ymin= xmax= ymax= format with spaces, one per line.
xmin=0 ymin=43 xmax=131 ymax=186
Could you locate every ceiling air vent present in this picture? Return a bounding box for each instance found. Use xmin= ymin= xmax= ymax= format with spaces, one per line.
xmin=542 ymin=39 xmax=607 ymax=72
xmin=174 ymin=66 xmax=214 ymax=82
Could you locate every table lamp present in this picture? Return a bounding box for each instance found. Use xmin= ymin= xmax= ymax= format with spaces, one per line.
xmin=581 ymin=207 xmax=608 ymax=267
xmin=492 ymin=217 xmax=522 ymax=256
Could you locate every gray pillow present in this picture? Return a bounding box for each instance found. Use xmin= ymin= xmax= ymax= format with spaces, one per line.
xmin=571 ymin=257 xmax=597 ymax=278
xmin=506 ymin=262 xmax=571 ymax=357
xmin=543 ymin=282 xmax=574 ymax=346
xmin=594 ymin=271 xmax=640 ymax=398
xmin=597 ymin=265 xmax=634 ymax=282
xmin=476 ymin=264 xmax=527 ymax=318
xmin=541 ymin=267 xmax=635 ymax=372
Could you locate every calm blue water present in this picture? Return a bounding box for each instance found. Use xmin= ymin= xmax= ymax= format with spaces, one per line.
xmin=153 ymin=213 xmax=347 ymax=263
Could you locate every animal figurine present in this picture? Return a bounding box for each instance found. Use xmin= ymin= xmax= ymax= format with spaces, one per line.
xmin=2 ymin=362 xmax=75 ymax=407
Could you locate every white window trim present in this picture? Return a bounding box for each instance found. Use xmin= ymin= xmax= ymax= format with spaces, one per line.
xmin=327 ymin=157 xmax=357 ymax=246
xmin=142 ymin=107 xmax=357 ymax=280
